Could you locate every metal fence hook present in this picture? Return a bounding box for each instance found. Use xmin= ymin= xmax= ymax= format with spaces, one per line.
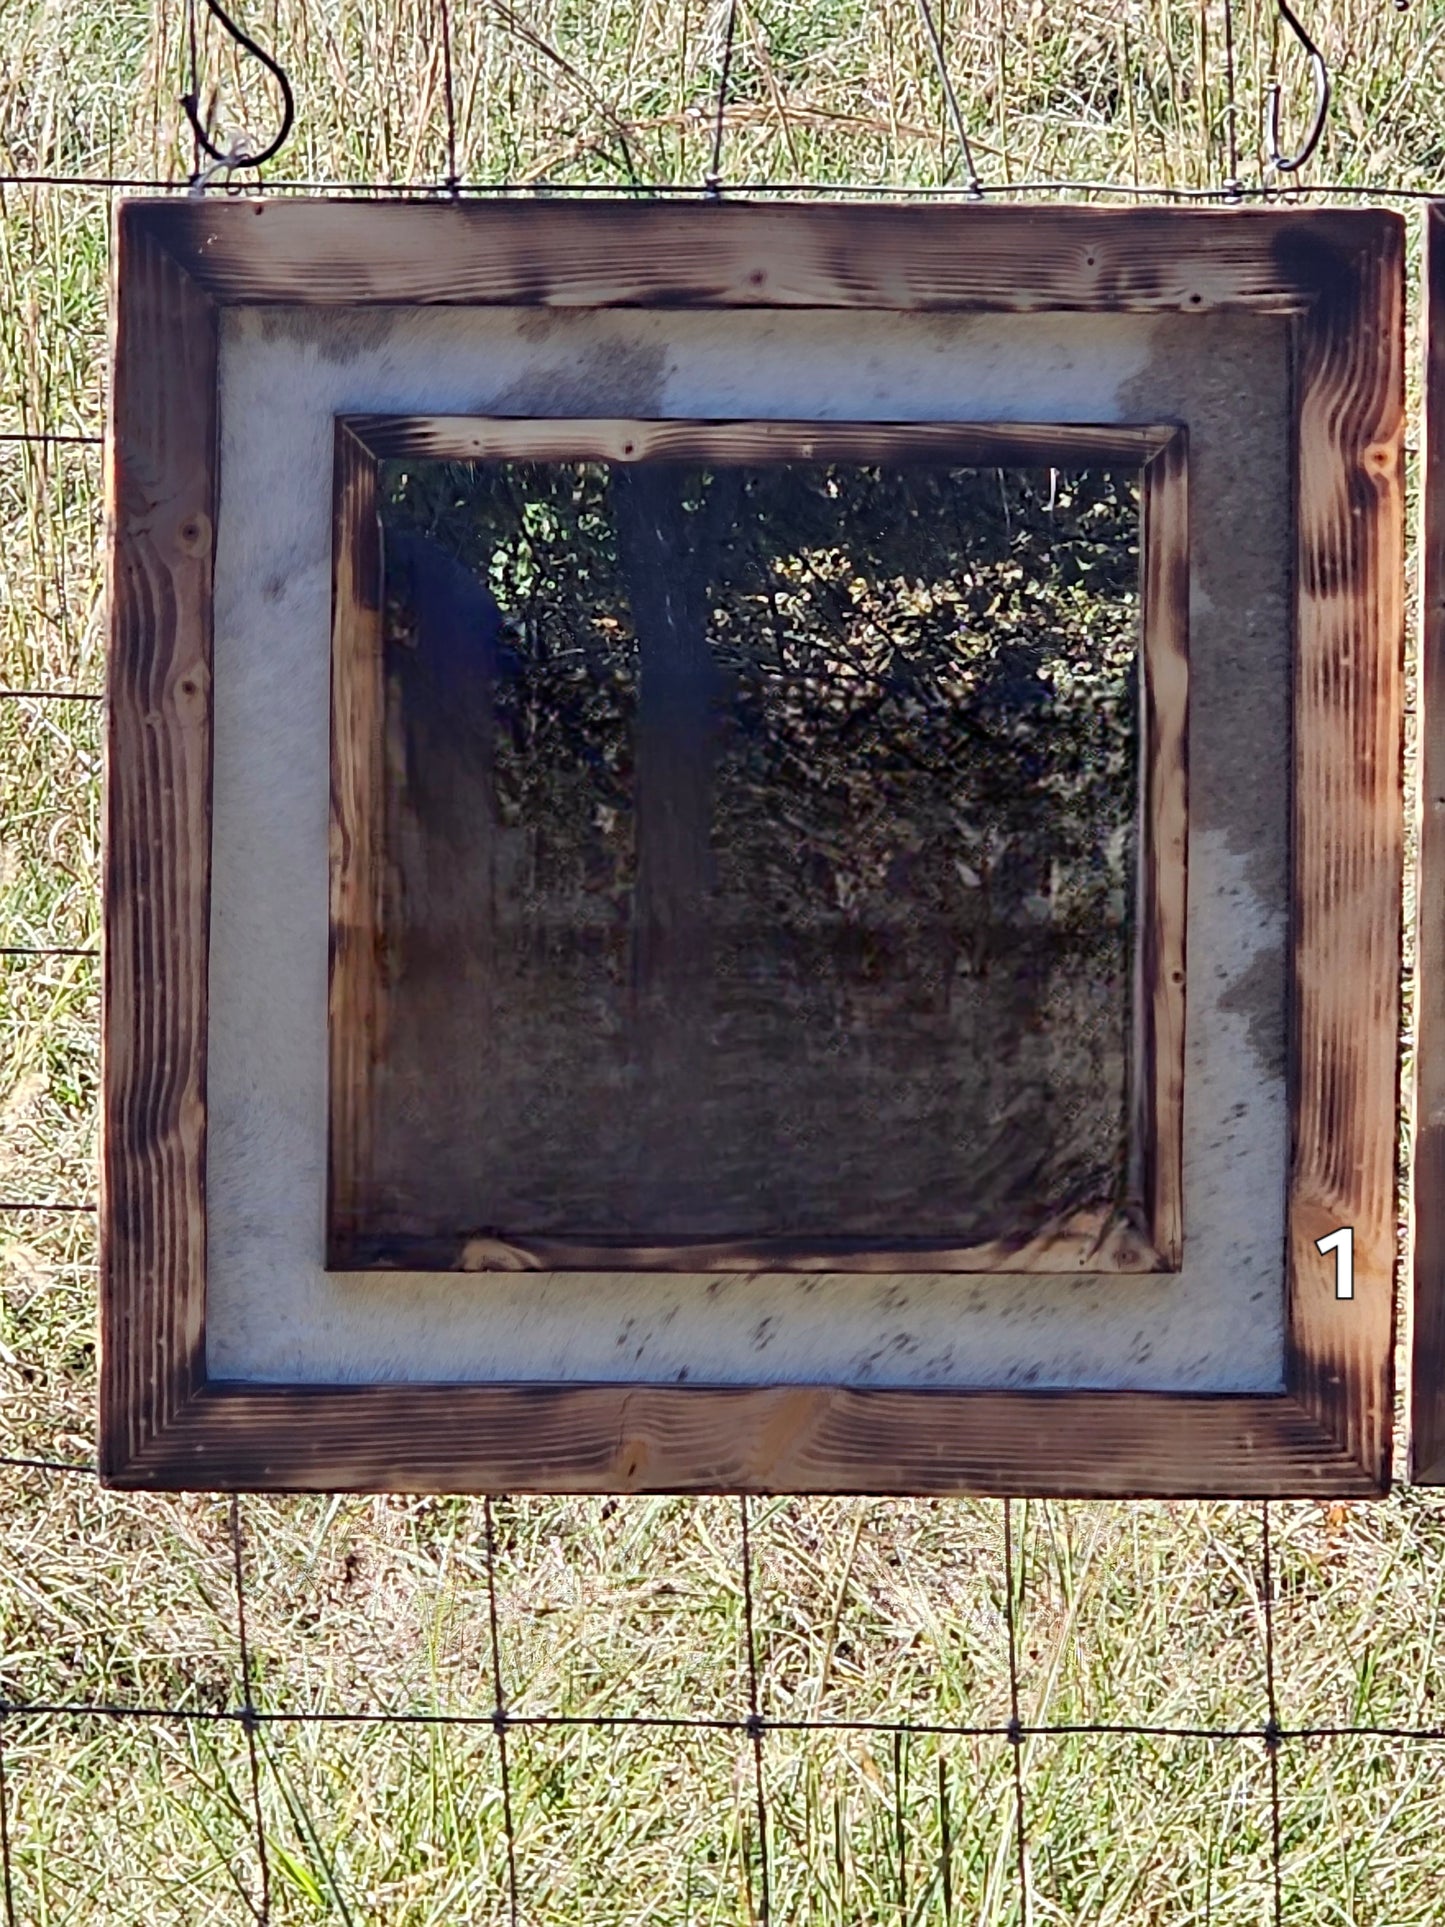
xmin=181 ymin=0 xmax=296 ymax=182
xmin=1264 ymin=0 xmax=1330 ymax=172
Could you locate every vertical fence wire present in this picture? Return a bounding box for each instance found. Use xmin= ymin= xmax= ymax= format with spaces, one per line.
xmin=0 ymin=1708 xmax=16 ymax=1927
xmin=739 ymin=1495 xmax=772 ymax=1926
xmin=1262 ymin=1500 xmax=1285 ymax=1927
xmin=484 ymin=1497 xmax=521 ymax=1927
xmin=937 ymin=1754 xmax=952 ymax=1921
xmin=228 ymin=1497 xmax=273 ymax=1924
xmin=892 ymin=1728 xmax=907 ymax=1922
xmin=1002 ymin=1499 xmax=1028 ymax=1924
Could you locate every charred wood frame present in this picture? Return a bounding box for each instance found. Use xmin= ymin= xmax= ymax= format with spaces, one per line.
xmin=103 ymin=200 xmax=1403 ymax=1495
xmin=329 ymin=416 xmax=1188 ymax=1277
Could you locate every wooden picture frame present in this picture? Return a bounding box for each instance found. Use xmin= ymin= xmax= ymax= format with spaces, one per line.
xmin=104 ymin=199 xmax=1403 ymax=1496
xmin=330 ymin=414 xmax=1188 ymax=1278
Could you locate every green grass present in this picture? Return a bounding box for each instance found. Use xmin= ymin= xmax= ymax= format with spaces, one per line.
xmin=5 ymin=0 xmax=1445 ymax=1919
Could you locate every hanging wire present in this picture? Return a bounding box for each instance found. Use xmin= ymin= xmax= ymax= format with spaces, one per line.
xmin=438 ymin=0 xmax=461 ymax=193
xmin=184 ymin=0 xmax=202 ymax=180
xmin=1265 ymin=0 xmax=1330 ymax=172
xmin=181 ymin=0 xmax=296 ymax=186
xmin=916 ymin=0 xmax=984 ymax=198
xmin=1220 ymin=0 xmax=1244 ymax=199
xmin=704 ymin=0 xmax=742 ymax=196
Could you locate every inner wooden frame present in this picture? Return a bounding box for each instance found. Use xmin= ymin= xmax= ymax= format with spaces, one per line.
xmin=103 ymin=199 xmax=1402 ymax=1495
xmin=329 ymin=416 xmax=1188 ymax=1277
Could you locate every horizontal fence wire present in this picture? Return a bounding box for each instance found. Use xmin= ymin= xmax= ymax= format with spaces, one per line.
xmin=2 ymin=1696 xmax=1440 ymax=1743
xmin=0 ymin=175 xmax=1441 ymax=197
xmin=0 ymin=1201 xmax=96 ymax=1210
xmin=0 ymin=172 xmax=1444 ymax=201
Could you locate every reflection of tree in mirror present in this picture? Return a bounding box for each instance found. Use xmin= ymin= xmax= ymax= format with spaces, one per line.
xmin=376 ymin=456 xmax=1140 ymax=1246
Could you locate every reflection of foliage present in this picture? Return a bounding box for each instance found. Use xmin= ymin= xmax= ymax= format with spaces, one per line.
xmin=380 ymin=456 xmax=1138 ymax=970
xmin=379 ymin=456 xmax=1140 ymax=1236
xmin=384 ymin=460 xmax=637 ymax=906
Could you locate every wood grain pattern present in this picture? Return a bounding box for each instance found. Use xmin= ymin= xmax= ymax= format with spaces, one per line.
xmin=134 ymin=199 xmax=1386 ymax=319
xmin=1132 ymin=431 xmax=1190 ymax=1267
xmin=347 ymin=416 xmax=1178 ymax=468
xmin=335 ymin=1204 xmax=1166 ymax=1275
xmin=101 ymin=199 xmax=1404 ymax=1496
xmin=327 ymin=426 xmax=385 ymax=1264
xmin=1284 ymin=213 xmax=1405 ymax=1484
xmin=1413 ymin=205 xmax=1445 ymax=1480
xmin=120 ymin=1383 xmax=1376 ymax=1497
xmin=100 ymin=203 xmax=218 ymax=1479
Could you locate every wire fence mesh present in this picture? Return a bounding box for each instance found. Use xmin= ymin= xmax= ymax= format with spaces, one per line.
xmin=3 ymin=0 xmax=1445 ymax=1919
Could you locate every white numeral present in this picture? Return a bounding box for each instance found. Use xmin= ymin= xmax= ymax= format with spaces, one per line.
xmin=1315 ymin=1227 xmax=1354 ymax=1301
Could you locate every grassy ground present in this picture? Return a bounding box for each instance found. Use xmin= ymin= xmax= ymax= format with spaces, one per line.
xmin=5 ymin=0 xmax=1445 ymax=1919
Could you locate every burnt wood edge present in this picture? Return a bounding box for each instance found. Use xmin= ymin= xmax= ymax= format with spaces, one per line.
xmin=100 ymin=200 xmax=218 ymax=1482
xmin=1282 ymin=210 xmax=1404 ymax=1493
xmin=1132 ymin=429 xmax=1189 ymax=1269
xmin=1412 ymin=205 xmax=1445 ymax=1480
xmin=121 ymin=197 xmax=1393 ymax=317
xmin=103 ymin=1383 xmax=1383 ymax=1497
xmin=329 ymin=1222 xmax=1173 ymax=1276
xmin=329 ymin=414 xmax=1184 ymax=1279
xmin=327 ymin=423 xmax=384 ymax=1265
xmin=342 ymin=415 xmax=1178 ymax=468
xmin=101 ymin=200 xmax=1404 ymax=1494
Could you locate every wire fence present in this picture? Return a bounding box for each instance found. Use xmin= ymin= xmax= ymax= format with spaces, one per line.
xmin=0 ymin=1475 xmax=1325 ymax=1923
xmin=2 ymin=0 xmax=1445 ymax=1920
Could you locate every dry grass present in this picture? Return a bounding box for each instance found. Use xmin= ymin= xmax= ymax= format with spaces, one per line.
xmin=4 ymin=0 xmax=1445 ymax=1919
